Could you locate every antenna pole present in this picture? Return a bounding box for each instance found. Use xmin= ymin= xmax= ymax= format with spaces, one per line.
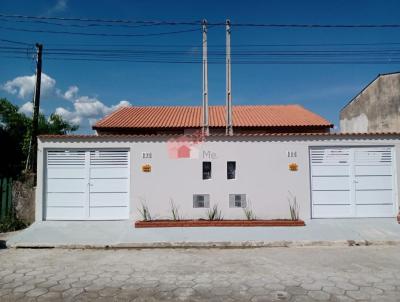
xmin=202 ymin=19 xmax=209 ymax=136
xmin=226 ymin=20 xmax=233 ymax=135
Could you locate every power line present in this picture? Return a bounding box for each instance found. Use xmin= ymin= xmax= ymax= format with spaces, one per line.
xmin=0 ymin=17 xmax=179 ymax=29
xmin=230 ymin=23 xmax=400 ymax=28
xmin=0 ymin=37 xmax=32 ymax=45
xmin=40 ymin=41 xmax=400 ymax=49
xmin=0 ymin=13 xmax=200 ymax=25
xmin=2 ymin=13 xmax=400 ymax=28
xmin=3 ymin=52 xmax=400 ymax=64
xmin=0 ymin=25 xmax=201 ymax=37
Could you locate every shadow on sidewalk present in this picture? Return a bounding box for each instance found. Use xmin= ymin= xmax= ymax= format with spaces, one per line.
xmin=0 ymin=240 xmax=6 ymax=249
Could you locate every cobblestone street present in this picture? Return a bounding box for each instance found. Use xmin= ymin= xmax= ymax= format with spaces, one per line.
xmin=0 ymin=246 xmax=400 ymax=301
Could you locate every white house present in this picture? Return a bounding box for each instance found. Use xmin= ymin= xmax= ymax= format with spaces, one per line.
xmin=36 ymin=131 xmax=400 ymax=222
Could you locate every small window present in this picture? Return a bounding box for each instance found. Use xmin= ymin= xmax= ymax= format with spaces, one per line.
xmin=193 ymin=194 xmax=210 ymax=208
xmin=202 ymin=161 xmax=212 ymax=180
xmin=229 ymin=194 xmax=246 ymax=208
xmin=227 ymin=161 xmax=236 ymax=179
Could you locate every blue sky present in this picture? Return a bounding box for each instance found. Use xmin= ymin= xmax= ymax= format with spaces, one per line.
xmin=1 ymin=0 xmax=400 ymax=132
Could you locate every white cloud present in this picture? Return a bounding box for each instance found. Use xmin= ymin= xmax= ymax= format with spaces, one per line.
xmin=55 ymin=96 xmax=131 ymax=127
xmin=3 ymin=72 xmax=131 ymax=131
xmin=18 ymin=102 xmax=34 ymax=116
xmin=61 ymin=85 xmax=79 ymax=101
xmin=47 ymin=0 xmax=68 ymax=15
xmin=2 ymin=73 xmax=56 ymax=99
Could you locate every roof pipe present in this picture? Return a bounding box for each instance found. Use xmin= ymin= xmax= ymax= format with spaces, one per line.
xmin=225 ymin=19 xmax=233 ymax=136
xmin=202 ymin=19 xmax=209 ymax=136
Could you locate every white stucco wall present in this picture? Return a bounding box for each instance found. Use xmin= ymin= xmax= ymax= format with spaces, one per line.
xmin=36 ymin=134 xmax=400 ymax=222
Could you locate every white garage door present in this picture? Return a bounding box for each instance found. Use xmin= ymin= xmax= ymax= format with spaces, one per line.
xmin=45 ymin=149 xmax=129 ymax=220
xmin=310 ymin=146 xmax=397 ymax=218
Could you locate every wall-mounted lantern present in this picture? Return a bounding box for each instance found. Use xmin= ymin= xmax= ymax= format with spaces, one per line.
xmin=142 ymin=164 xmax=152 ymax=173
xmin=289 ymin=163 xmax=298 ymax=171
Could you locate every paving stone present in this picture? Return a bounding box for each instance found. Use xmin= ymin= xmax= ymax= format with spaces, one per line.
xmin=49 ymin=284 xmax=71 ymax=292
xmin=301 ymin=282 xmax=323 ymax=291
xmin=0 ymin=246 xmax=400 ymax=301
xmin=281 ymin=280 xmax=301 ymax=287
xmin=284 ymin=286 xmax=308 ymax=295
xmin=37 ymin=280 xmax=59 ymax=288
xmin=1 ymin=281 xmax=24 ymax=290
xmin=272 ymin=290 xmax=291 ymax=300
xmin=335 ymin=282 xmax=359 ymax=291
xmin=292 ymin=295 xmax=317 ymax=302
xmin=79 ymin=274 xmax=98 ymax=282
xmin=247 ymin=286 xmax=268 ymax=295
xmin=0 ymin=288 xmax=12 ymax=297
xmin=251 ymin=295 xmax=277 ymax=302
xmin=359 ymin=286 xmax=383 ymax=296
xmin=61 ymin=287 xmax=84 ymax=298
xmin=173 ymin=287 xmax=196 ymax=299
xmin=13 ymin=284 xmax=35 ymax=293
xmin=175 ymin=280 xmax=195 ymax=287
xmin=264 ymin=283 xmax=285 ymax=290
xmin=332 ymin=295 xmax=355 ymax=302
xmin=36 ymin=291 xmax=62 ymax=301
xmin=25 ymin=287 xmax=48 ymax=297
xmin=346 ymin=290 xmax=371 ymax=300
xmin=98 ymin=286 xmax=120 ymax=297
xmin=322 ymin=286 xmax=345 ymax=295
xmin=307 ymin=290 xmax=330 ymax=301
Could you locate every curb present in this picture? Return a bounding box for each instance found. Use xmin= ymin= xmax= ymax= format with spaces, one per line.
xmin=7 ymin=239 xmax=400 ymax=249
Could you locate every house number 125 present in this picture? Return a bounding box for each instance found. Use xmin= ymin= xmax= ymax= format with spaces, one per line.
xmin=142 ymin=152 xmax=152 ymax=159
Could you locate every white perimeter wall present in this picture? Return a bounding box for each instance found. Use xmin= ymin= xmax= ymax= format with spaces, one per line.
xmin=36 ymin=135 xmax=400 ymax=221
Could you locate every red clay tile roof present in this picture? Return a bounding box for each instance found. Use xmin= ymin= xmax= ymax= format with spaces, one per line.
xmin=93 ymin=105 xmax=332 ymax=129
xmin=39 ymin=132 xmax=400 ymax=140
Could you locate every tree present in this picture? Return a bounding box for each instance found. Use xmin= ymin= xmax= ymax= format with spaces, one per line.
xmin=0 ymin=98 xmax=78 ymax=178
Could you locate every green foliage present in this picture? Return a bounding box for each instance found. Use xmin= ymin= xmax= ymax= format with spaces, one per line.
xmin=170 ymin=199 xmax=181 ymax=221
xmin=243 ymin=201 xmax=257 ymax=220
xmin=288 ymin=192 xmax=300 ymax=221
xmin=138 ymin=203 xmax=152 ymax=221
xmin=0 ymin=98 xmax=78 ymax=178
xmin=0 ymin=216 xmax=27 ymax=233
xmin=206 ymin=205 xmax=223 ymax=221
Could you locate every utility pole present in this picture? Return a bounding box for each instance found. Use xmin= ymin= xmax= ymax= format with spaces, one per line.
xmin=28 ymin=43 xmax=43 ymax=180
xmin=202 ymin=19 xmax=209 ymax=136
xmin=225 ymin=20 xmax=233 ymax=136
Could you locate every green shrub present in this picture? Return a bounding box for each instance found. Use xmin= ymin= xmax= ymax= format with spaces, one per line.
xmin=138 ymin=203 xmax=152 ymax=221
xmin=243 ymin=201 xmax=256 ymax=220
xmin=170 ymin=199 xmax=181 ymax=221
xmin=288 ymin=192 xmax=300 ymax=221
xmin=0 ymin=216 xmax=27 ymax=233
xmin=206 ymin=205 xmax=223 ymax=221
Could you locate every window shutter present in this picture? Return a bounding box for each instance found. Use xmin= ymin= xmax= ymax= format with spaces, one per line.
xmin=193 ymin=194 xmax=210 ymax=208
xmin=229 ymin=194 xmax=246 ymax=208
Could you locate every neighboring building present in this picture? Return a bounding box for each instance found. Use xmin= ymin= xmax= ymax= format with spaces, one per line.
xmin=93 ymin=105 xmax=333 ymax=135
xmin=340 ymin=72 xmax=400 ymax=133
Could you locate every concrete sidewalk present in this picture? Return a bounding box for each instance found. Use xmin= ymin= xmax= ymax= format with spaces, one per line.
xmin=6 ymin=218 xmax=400 ymax=248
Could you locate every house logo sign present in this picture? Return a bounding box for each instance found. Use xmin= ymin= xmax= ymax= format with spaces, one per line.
xmin=167 ymin=130 xmax=205 ymax=159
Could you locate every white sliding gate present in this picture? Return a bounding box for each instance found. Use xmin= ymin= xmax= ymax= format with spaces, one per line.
xmin=310 ymin=146 xmax=397 ymax=218
xmin=45 ymin=149 xmax=129 ymax=220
